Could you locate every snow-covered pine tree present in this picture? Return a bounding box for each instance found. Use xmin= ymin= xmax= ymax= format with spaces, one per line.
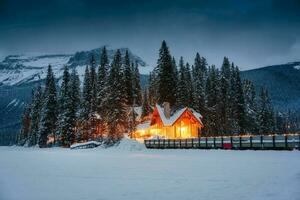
xmin=18 ymin=104 xmax=31 ymax=146
xmin=132 ymin=61 xmax=142 ymax=106
xmin=243 ymin=79 xmax=259 ymax=134
xmin=123 ymin=50 xmax=133 ymax=105
xmin=148 ymin=71 xmax=158 ymax=105
xmin=171 ymin=57 xmax=179 ymax=107
xmin=89 ymin=56 xmax=98 ymax=139
xmin=192 ymin=53 xmax=206 ymax=115
xmin=38 ymin=65 xmax=58 ymax=147
xmin=234 ymin=67 xmax=247 ymax=134
xmin=218 ymin=57 xmax=231 ymax=135
xmin=258 ymin=87 xmax=274 ymax=135
xmin=185 ymin=62 xmax=194 ymax=106
xmin=57 ymin=66 xmax=75 ymax=147
xmin=157 ymin=40 xmax=177 ymax=106
xmin=106 ymin=50 xmax=127 ymax=143
xmin=141 ymin=88 xmax=152 ymax=121
xmin=205 ymin=65 xmax=220 ymax=136
xmin=28 ymin=86 xmax=43 ymax=146
xmin=96 ymin=47 xmax=109 ymax=137
xmin=90 ymin=55 xmax=97 ymax=113
xmin=79 ymin=66 xmax=92 ymax=141
xmin=69 ymin=68 xmax=81 ymax=142
xmin=176 ymin=57 xmax=189 ymax=107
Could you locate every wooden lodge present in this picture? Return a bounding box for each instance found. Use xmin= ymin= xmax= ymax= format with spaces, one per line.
xmin=133 ymin=102 xmax=204 ymax=140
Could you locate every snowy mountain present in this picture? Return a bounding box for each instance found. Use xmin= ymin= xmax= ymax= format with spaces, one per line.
xmin=241 ymin=61 xmax=300 ymax=112
xmin=0 ymin=47 xmax=150 ymax=86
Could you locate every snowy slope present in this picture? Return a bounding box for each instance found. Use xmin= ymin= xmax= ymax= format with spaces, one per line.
xmin=0 ymin=47 xmax=152 ymax=86
xmin=0 ymin=147 xmax=299 ymax=200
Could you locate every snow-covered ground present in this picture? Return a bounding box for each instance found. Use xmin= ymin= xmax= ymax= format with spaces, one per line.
xmin=0 ymin=141 xmax=299 ymax=200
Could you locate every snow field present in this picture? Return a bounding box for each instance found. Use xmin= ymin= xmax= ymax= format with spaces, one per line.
xmin=0 ymin=143 xmax=299 ymax=200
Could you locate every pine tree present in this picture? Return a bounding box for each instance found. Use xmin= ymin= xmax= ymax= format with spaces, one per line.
xmin=258 ymin=87 xmax=274 ymax=135
xmin=123 ymin=50 xmax=134 ymax=105
xmin=80 ymin=66 xmax=92 ymax=141
xmin=218 ymin=57 xmax=231 ymax=135
xmin=18 ymin=104 xmax=31 ymax=146
xmin=89 ymin=56 xmax=98 ymax=139
xmin=157 ymin=40 xmax=177 ymax=106
xmin=132 ymin=61 xmax=142 ymax=106
xmin=106 ymin=50 xmax=127 ymax=143
xmin=192 ymin=53 xmax=206 ymax=114
xmin=90 ymin=55 xmax=97 ymax=113
xmin=38 ymin=65 xmax=58 ymax=147
xmin=205 ymin=66 xmax=220 ymax=136
xmin=57 ymin=66 xmax=74 ymax=147
xmin=234 ymin=67 xmax=247 ymax=134
xmin=69 ymin=68 xmax=81 ymax=142
xmin=176 ymin=57 xmax=189 ymax=107
xmin=96 ymin=47 xmax=109 ymax=137
xmin=141 ymin=88 xmax=152 ymax=121
xmin=28 ymin=86 xmax=43 ymax=146
xmin=185 ymin=62 xmax=194 ymax=106
xmin=243 ymin=79 xmax=259 ymax=134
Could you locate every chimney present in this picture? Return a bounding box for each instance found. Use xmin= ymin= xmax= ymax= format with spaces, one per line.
xmin=162 ymin=102 xmax=171 ymax=119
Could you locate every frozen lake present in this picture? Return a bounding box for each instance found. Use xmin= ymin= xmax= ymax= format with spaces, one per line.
xmin=0 ymin=146 xmax=299 ymax=200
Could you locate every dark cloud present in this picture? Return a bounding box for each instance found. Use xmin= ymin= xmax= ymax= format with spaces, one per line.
xmin=0 ymin=0 xmax=300 ymax=69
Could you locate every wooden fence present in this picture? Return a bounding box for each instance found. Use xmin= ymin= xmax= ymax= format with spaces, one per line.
xmin=144 ymin=134 xmax=300 ymax=150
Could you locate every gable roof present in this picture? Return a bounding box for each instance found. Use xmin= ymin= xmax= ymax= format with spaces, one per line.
xmin=154 ymin=104 xmax=203 ymax=126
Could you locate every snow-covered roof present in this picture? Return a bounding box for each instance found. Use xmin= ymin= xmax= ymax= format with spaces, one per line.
xmin=155 ymin=104 xmax=203 ymax=126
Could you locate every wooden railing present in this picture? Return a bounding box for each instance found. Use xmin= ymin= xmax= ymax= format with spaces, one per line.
xmin=144 ymin=134 xmax=300 ymax=150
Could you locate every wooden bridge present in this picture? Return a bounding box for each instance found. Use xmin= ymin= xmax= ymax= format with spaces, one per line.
xmin=144 ymin=134 xmax=300 ymax=150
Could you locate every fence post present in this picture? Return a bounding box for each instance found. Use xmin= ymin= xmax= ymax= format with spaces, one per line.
xmin=198 ymin=137 xmax=201 ymax=148
xmin=239 ymin=136 xmax=242 ymax=149
xmin=250 ymin=136 xmax=253 ymax=149
xmin=185 ymin=139 xmax=187 ymax=148
xmin=272 ymin=135 xmax=275 ymax=149
xmin=192 ymin=138 xmax=194 ymax=148
xmin=213 ymin=137 xmax=216 ymax=148
xmin=298 ymin=134 xmax=300 ymax=150
xmin=285 ymin=135 xmax=288 ymax=149
xmin=230 ymin=136 xmax=233 ymax=149
xmin=221 ymin=137 xmax=224 ymax=149
xmin=260 ymin=135 xmax=263 ymax=150
xmin=206 ymin=137 xmax=208 ymax=148
xmin=179 ymin=139 xmax=181 ymax=148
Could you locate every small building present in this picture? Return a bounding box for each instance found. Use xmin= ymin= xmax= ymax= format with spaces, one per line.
xmin=133 ymin=102 xmax=204 ymax=139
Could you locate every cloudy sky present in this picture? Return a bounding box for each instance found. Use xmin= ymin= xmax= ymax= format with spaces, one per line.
xmin=0 ymin=0 xmax=300 ymax=70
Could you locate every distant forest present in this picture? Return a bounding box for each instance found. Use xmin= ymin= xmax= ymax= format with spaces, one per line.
xmin=1 ymin=41 xmax=298 ymax=147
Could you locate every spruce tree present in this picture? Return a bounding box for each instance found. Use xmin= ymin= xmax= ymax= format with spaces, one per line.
xmin=69 ymin=68 xmax=81 ymax=143
xmin=234 ymin=67 xmax=247 ymax=134
xmin=106 ymin=50 xmax=127 ymax=143
xmin=38 ymin=65 xmax=58 ymax=147
xmin=192 ymin=53 xmax=206 ymax=114
xmin=258 ymin=87 xmax=274 ymax=135
xmin=176 ymin=57 xmax=189 ymax=107
xmin=90 ymin=55 xmax=97 ymax=113
xmin=123 ymin=50 xmax=133 ymax=105
xmin=57 ymin=66 xmax=74 ymax=147
xmin=80 ymin=66 xmax=92 ymax=141
xmin=132 ymin=61 xmax=142 ymax=106
xmin=96 ymin=47 xmax=109 ymax=138
xmin=141 ymin=88 xmax=152 ymax=121
xmin=18 ymin=104 xmax=31 ymax=146
xmin=157 ymin=40 xmax=177 ymax=106
xmin=28 ymin=86 xmax=43 ymax=146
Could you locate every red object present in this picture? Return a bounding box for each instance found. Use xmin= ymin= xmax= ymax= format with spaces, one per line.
xmin=223 ymin=143 xmax=232 ymax=149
